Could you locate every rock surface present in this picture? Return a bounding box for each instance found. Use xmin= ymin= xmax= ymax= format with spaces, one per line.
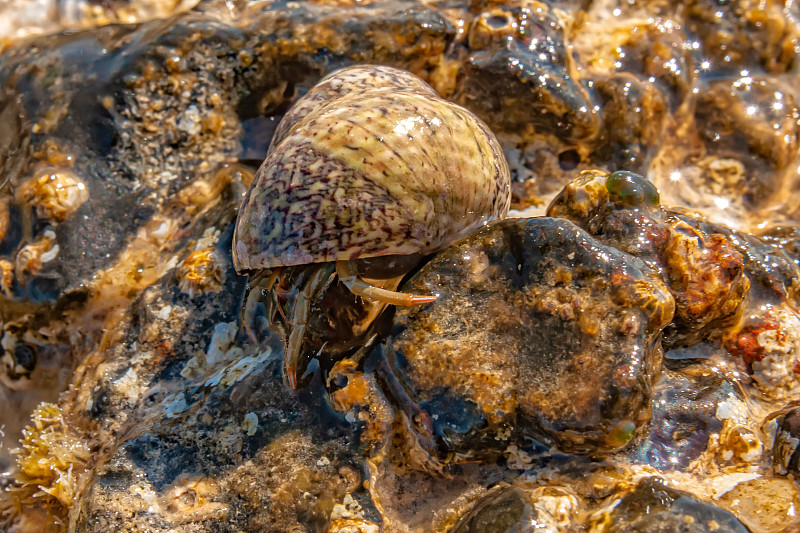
xmin=375 ymin=217 xmax=673 ymax=462
xmin=1 ymin=0 xmax=800 ymax=532
xmin=592 ymin=477 xmax=751 ymax=533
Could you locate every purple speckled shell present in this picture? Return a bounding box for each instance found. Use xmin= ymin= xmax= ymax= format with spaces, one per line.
xmin=232 ymin=65 xmax=511 ymax=272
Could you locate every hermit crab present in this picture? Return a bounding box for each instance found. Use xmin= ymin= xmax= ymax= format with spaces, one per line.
xmin=232 ymin=65 xmax=511 ymax=389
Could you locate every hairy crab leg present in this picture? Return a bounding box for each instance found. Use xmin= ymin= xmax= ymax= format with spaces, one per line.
xmin=283 ymin=266 xmax=336 ymax=390
xmin=335 ymin=260 xmax=436 ymax=306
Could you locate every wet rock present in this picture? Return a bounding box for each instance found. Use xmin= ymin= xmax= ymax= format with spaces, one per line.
xmin=684 ymin=0 xmax=799 ymax=74
xmin=593 ymin=73 xmax=669 ymax=173
xmin=0 ymin=90 xmax=29 ymax=189
xmin=672 ymin=221 xmax=800 ymax=398
xmin=693 ymin=77 xmax=800 ymax=208
xmin=450 ymin=483 xmax=579 ymax=533
xmin=79 ymin=429 xmax=365 ymax=532
xmin=0 ymin=25 xmax=160 ymax=300
xmin=0 ymin=159 xmax=379 ymax=531
xmin=715 ymin=477 xmax=800 ymax=533
xmin=696 ymin=78 xmax=799 ymax=171
xmin=594 ymin=476 xmax=751 ymax=532
xmin=626 ymin=367 xmax=734 ymax=470
xmin=548 ymin=170 xmax=750 ymax=348
xmin=456 ymin=2 xmax=600 ymax=142
xmin=362 ymin=460 xmax=508 ymax=531
xmin=571 ymin=0 xmax=800 ymax=227
xmin=548 ymin=170 xmax=800 ymax=398
xmin=695 ymin=221 xmax=800 ymax=306
xmin=0 ymin=0 xmax=197 ymax=46
xmin=756 ymin=225 xmax=800 ymax=268
xmin=613 ymin=28 xmax=696 ymax=110
xmin=655 ymin=70 xmax=800 ymax=224
xmin=723 ymin=302 xmax=800 ymax=399
xmin=658 ymin=218 xmax=750 ymax=347
xmin=370 ymin=216 xmax=673 ymax=465
xmin=63 ymin=199 xmax=375 ymax=532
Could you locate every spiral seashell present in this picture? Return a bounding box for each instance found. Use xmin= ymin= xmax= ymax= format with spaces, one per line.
xmin=232 ymin=64 xmax=511 ymax=273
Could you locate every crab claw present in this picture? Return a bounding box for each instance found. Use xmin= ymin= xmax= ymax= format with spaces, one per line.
xmin=336 ymin=260 xmax=436 ymax=306
xmin=283 ymin=362 xmax=313 ymax=391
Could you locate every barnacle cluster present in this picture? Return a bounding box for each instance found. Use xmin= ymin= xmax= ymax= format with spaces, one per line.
xmin=0 ymin=403 xmax=89 ymax=530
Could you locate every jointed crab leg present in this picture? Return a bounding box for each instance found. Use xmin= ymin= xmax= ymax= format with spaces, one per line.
xmin=283 ymin=266 xmax=336 ymax=390
xmin=336 ymin=260 xmax=436 ymax=306
xmin=284 ymin=296 xmax=310 ymax=391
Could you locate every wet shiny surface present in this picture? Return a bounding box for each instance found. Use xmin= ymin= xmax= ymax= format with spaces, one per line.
xmin=232 ymin=65 xmax=511 ymax=271
xmin=0 ymin=1 xmax=800 ymax=531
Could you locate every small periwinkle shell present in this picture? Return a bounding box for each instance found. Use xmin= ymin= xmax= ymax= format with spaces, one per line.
xmin=16 ymin=167 xmax=89 ymax=222
xmin=605 ymin=170 xmax=660 ymax=207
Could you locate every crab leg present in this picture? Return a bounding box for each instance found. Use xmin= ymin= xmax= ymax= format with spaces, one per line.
xmin=283 ymin=296 xmax=310 ymax=391
xmin=283 ymin=266 xmax=335 ymax=390
xmin=240 ymin=269 xmax=279 ymax=343
xmin=336 ymin=260 xmax=436 ymax=306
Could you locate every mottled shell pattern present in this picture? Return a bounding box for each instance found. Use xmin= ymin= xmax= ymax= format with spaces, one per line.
xmin=232 ymin=65 xmax=511 ymax=271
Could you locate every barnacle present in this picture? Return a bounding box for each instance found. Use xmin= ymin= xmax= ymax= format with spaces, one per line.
xmin=0 ymin=403 xmax=89 ymax=530
xmin=15 ymin=168 xmax=88 ymax=222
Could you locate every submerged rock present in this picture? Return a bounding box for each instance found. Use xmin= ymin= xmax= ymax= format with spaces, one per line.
xmin=593 ymin=478 xmax=749 ymax=533
xmin=449 ymin=483 xmax=579 ymax=533
xmin=592 ymin=476 xmax=750 ymax=532
xmin=59 ymin=194 xmax=375 ymax=532
xmin=684 ymin=0 xmax=798 ymax=74
xmin=626 ymin=367 xmax=735 ymax=470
